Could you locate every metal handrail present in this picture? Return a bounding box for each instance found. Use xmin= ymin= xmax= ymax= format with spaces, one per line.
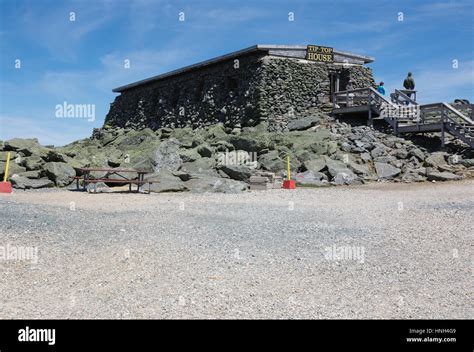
xmin=420 ymin=102 xmax=474 ymax=125
xmin=392 ymin=89 xmax=418 ymax=105
xmin=441 ymin=102 xmax=474 ymax=125
xmin=334 ymin=87 xmax=372 ymax=95
xmin=368 ymin=87 xmax=397 ymax=107
xmin=333 ymin=87 xmax=396 ymax=108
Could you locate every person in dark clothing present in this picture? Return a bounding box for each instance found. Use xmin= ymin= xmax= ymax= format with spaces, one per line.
xmin=403 ymin=72 xmax=415 ymax=101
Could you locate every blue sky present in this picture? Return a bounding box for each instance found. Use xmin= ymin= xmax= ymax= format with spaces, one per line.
xmin=1 ymin=0 xmax=473 ymax=146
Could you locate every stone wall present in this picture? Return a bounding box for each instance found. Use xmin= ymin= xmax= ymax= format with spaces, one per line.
xmin=104 ymin=54 xmax=375 ymax=132
xmin=257 ymin=57 xmax=375 ymax=131
xmin=105 ymin=52 xmax=265 ymax=130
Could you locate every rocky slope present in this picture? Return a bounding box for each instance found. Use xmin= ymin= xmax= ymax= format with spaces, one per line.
xmin=1 ymin=113 xmax=473 ymax=192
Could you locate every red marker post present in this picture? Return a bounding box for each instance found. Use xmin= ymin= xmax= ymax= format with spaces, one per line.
xmin=283 ymin=156 xmax=296 ymax=189
xmin=0 ymin=152 xmax=13 ymax=194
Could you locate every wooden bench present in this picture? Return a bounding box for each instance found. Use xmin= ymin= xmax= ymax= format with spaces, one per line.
xmin=74 ymin=168 xmax=159 ymax=193
xmin=74 ymin=177 xmax=159 ymax=193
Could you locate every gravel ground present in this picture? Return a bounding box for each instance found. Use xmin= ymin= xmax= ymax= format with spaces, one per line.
xmin=0 ymin=181 xmax=472 ymax=319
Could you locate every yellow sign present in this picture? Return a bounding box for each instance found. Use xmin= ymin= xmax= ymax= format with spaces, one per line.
xmin=306 ymin=45 xmax=334 ymax=63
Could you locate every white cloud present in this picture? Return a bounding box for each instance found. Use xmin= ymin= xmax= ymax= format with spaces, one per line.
xmin=27 ymin=47 xmax=188 ymax=104
xmin=416 ymin=0 xmax=471 ymax=17
xmin=1 ymin=47 xmax=192 ymax=146
xmin=17 ymin=1 xmax=116 ymax=60
xmin=97 ymin=47 xmax=190 ymax=90
xmin=414 ymin=60 xmax=474 ymax=103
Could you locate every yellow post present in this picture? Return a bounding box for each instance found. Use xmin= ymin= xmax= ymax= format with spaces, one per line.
xmin=3 ymin=152 xmax=11 ymax=182
xmin=287 ymin=155 xmax=291 ymax=181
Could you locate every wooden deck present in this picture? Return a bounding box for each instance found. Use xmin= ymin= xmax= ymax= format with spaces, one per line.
xmin=332 ymin=87 xmax=474 ymax=148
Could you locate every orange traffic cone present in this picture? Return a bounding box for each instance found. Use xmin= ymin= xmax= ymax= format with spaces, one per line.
xmin=0 ymin=151 xmax=13 ymax=193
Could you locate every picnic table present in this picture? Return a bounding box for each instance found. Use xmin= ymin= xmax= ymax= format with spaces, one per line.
xmin=74 ymin=167 xmax=155 ymax=193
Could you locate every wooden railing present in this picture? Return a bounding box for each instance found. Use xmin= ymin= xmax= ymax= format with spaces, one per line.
xmin=390 ymin=89 xmax=418 ymax=105
xmin=333 ymin=87 xmax=395 ymax=109
xmin=420 ymin=102 xmax=474 ymax=126
xmin=333 ymin=87 xmax=473 ymax=148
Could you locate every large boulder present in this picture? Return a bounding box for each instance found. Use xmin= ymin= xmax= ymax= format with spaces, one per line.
xmin=42 ymin=149 xmax=68 ymax=162
xmin=424 ymin=152 xmax=447 ymax=168
xmin=347 ymin=160 xmax=370 ymax=176
xmin=0 ymin=151 xmax=19 ymax=161
xmin=18 ymin=170 xmax=42 ymax=179
xmin=392 ymin=148 xmax=409 ymax=160
xmin=279 ymin=129 xmax=332 ymax=154
xmin=258 ymin=150 xmax=300 ymax=173
xmin=370 ymin=145 xmax=388 ymax=158
xmin=211 ymin=140 xmax=235 ymax=152
xmin=43 ymin=162 xmax=76 ymax=187
xmin=204 ymin=124 xmax=228 ymax=140
xmin=3 ymin=138 xmax=41 ymax=151
xmin=186 ymin=177 xmax=248 ymax=193
xmin=303 ymin=156 xmax=327 ymax=173
xmin=325 ymin=157 xmax=355 ymax=178
xmin=23 ymin=156 xmax=45 ymax=171
xmin=107 ymin=128 xmax=157 ymax=151
xmin=408 ymin=148 xmax=425 ymax=161
xmin=179 ymin=148 xmax=201 ymax=162
xmin=92 ymin=129 xmax=163 ymax=172
xmin=426 ymin=171 xmax=462 ymax=181
xmin=10 ymin=175 xmax=54 ymax=189
xmin=258 ymin=150 xmax=286 ymax=172
xmin=180 ymin=157 xmax=217 ymax=177
xmin=361 ymin=152 xmax=372 ymax=162
xmin=218 ymin=165 xmax=253 ymax=181
xmin=401 ymin=172 xmax=427 ymax=183
xmin=228 ymin=135 xmax=269 ymax=152
xmin=313 ymin=140 xmax=337 ymax=155
xmin=287 ymin=116 xmax=320 ymax=131
xmin=459 ymin=159 xmax=474 ymax=167
xmin=196 ymin=144 xmax=214 ymax=158
xmin=374 ymin=162 xmax=401 ymax=179
xmin=332 ymin=172 xmax=359 ymax=185
xmin=153 ymin=138 xmax=182 ymax=173
xmin=144 ymin=172 xmax=188 ymax=193
xmin=295 ymin=170 xmax=328 ymax=186
xmin=0 ymin=161 xmax=26 ymax=179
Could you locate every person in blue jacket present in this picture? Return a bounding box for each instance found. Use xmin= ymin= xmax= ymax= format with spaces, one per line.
xmin=377 ymin=82 xmax=386 ymax=95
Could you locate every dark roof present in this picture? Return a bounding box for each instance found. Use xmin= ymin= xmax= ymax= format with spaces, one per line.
xmin=113 ymin=44 xmax=374 ymax=93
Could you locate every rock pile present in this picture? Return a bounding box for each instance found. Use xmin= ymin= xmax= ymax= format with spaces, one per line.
xmin=1 ymin=114 xmax=472 ymax=192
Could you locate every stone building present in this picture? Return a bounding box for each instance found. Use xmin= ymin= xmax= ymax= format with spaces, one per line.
xmin=105 ymin=44 xmax=375 ymax=132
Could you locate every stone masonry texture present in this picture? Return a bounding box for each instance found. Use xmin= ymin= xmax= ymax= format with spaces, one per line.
xmin=104 ymin=54 xmax=376 ymax=132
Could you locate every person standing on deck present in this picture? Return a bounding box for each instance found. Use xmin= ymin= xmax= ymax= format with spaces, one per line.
xmin=403 ymin=72 xmax=415 ymax=100
xmin=377 ymin=82 xmax=385 ymax=95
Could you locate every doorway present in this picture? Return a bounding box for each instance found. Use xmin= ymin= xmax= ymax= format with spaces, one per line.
xmin=329 ymin=72 xmax=340 ymax=100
